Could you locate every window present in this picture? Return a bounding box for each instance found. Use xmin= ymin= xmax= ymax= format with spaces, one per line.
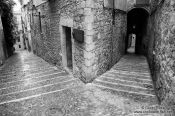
xmin=19 ymin=45 xmax=21 ymax=48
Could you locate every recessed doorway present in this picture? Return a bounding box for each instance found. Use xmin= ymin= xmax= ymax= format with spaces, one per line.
xmin=62 ymin=26 xmax=73 ymax=70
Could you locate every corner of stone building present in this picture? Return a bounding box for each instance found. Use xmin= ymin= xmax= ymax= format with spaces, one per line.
xmin=79 ymin=0 xmax=127 ymax=82
xmin=64 ymin=0 xmax=97 ymax=83
xmin=80 ymin=68 xmax=97 ymax=83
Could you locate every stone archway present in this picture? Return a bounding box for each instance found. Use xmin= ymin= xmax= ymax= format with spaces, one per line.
xmin=126 ymin=8 xmax=149 ymax=55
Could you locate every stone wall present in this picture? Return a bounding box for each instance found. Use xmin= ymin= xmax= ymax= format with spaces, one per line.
xmin=31 ymin=0 xmax=97 ymax=82
xmin=31 ymin=0 xmax=127 ymax=83
xmin=147 ymin=0 xmax=175 ymax=112
xmin=31 ymin=0 xmax=81 ymax=67
xmin=83 ymin=0 xmax=127 ymax=82
xmin=127 ymin=0 xmax=151 ymax=13
xmin=112 ymin=10 xmax=127 ymax=67
xmin=32 ymin=1 xmax=62 ymax=66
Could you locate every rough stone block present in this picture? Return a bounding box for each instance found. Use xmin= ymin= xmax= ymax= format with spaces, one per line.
xmin=84 ymin=50 xmax=95 ymax=59
xmin=85 ymin=57 xmax=95 ymax=67
xmin=85 ymin=30 xmax=95 ymax=36
xmin=84 ymin=35 xmax=93 ymax=44
xmin=84 ymin=15 xmax=94 ymax=23
xmin=84 ymin=8 xmax=92 ymax=16
xmin=86 ymin=0 xmax=94 ymax=8
xmin=84 ymin=43 xmax=95 ymax=52
xmin=85 ymin=22 xmax=93 ymax=30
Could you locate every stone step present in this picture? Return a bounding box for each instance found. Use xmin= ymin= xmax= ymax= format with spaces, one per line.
xmin=1 ymin=60 xmax=49 ymax=65
xmin=1 ymin=60 xmax=48 ymax=64
xmin=112 ymin=70 xmax=150 ymax=75
xmin=1 ymin=61 xmax=46 ymax=67
xmin=0 ymin=75 xmax=72 ymax=95
xmin=0 ymin=61 xmax=46 ymax=68
xmin=2 ymin=58 xmax=48 ymax=64
xmin=0 ymin=69 xmax=63 ymax=83
xmin=0 ymin=68 xmax=56 ymax=78
xmin=98 ymin=76 xmax=154 ymax=89
xmin=112 ymin=67 xmax=149 ymax=72
xmin=93 ymin=79 xmax=155 ymax=95
xmin=115 ymin=62 xmax=147 ymax=65
xmin=0 ymin=65 xmax=55 ymax=75
xmin=92 ymin=83 xmax=158 ymax=104
xmin=113 ymin=66 xmax=149 ymax=70
xmin=0 ymin=72 xmax=68 ymax=89
xmin=113 ymin=64 xmax=149 ymax=67
xmin=114 ymin=64 xmax=148 ymax=67
xmin=9 ymin=60 xmax=48 ymax=64
xmin=0 ymin=67 xmax=58 ymax=79
xmin=0 ymin=62 xmax=53 ymax=71
xmin=109 ymin=70 xmax=151 ymax=78
xmin=0 ymin=78 xmax=80 ymax=105
xmin=111 ymin=69 xmax=150 ymax=75
xmin=103 ymin=74 xmax=153 ymax=84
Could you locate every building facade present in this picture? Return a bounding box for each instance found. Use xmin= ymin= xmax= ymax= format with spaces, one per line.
xmin=20 ymin=0 xmax=175 ymax=112
xmin=20 ymin=0 xmax=33 ymax=52
xmin=29 ymin=0 xmax=127 ymax=83
xmin=13 ymin=11 xmax=25 ymax=51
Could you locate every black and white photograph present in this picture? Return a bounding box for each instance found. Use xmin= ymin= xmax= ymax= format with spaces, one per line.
xmin=0 ymin=0 xmax=174 ymax=115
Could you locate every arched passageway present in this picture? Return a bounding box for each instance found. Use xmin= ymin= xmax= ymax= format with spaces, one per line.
xmin=126 ymin=8 xmax=149 ymax=55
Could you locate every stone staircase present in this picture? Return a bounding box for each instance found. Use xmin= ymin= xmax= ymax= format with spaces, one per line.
xmin=92 ymin=54 xmax=158 ymax=104
xmin=0 ymin=52 xmax=173 ymax=115
xmin=0 ymin=51 xmax=82 ymax=105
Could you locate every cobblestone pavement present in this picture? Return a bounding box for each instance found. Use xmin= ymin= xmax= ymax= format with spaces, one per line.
xmin=0 ymin=51 xmax=173 ymax=116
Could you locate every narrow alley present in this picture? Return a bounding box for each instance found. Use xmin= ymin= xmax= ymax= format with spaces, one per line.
xmin=93 ymin=54 xmax=157 ymax=103
xmin=0 ymin=51 xmax=173 ymax=116
xmin=0 ymin=0 xmax=175 ymax=115
xmin=0 ymin=51 xmax=82 ymax=105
